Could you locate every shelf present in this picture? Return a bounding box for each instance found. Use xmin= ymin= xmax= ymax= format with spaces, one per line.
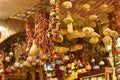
xmin=78 ymin=67 xmax=113 ymax=80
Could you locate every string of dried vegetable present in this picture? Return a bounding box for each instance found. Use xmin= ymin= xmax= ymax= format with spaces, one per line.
xmin=109 ymin=0 xmax=120 ymax=33
xmin=109 ymin=0 xmax=120 ymax=56
xmin=34 ymin=10 xmax=54 ymax=56
xmin=48 ymin=0 xmax=63 ymax=42
xmin=26 ymin=16 xmax=35 ymax=52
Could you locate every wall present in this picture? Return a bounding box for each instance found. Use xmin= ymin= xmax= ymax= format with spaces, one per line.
xmin=0 ymin=18 xmax=25 ymax=42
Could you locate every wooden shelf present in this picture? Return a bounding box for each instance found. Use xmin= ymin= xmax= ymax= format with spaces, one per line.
xmin=78 ymin=67 xmax=113 ymax=80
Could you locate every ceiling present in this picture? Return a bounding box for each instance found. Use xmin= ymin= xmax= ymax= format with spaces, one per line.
xmin=0 ymin=0 xmax=40 ymax=20
xmin=0 ymin=0 xmax=115 ymax=20
xmin=59 ymin=0 xmax=114 ymax=18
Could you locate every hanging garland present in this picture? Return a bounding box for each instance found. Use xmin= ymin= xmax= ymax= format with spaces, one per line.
xmin=108 ymin=0 xmax=120 ymax=56
xmin=109 ymin=0 xmax=120 ymax=33
xmin=34 ymin=10 xmax=54 ymax=56
xmin=49 ymin=0 xmax=63 ymax=42
xmin=26 ymin=16 xmax=35 ymax=53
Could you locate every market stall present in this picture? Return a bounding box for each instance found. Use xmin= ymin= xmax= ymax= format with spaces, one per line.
xmin=0 ymin=0 xmax=120 ymax=80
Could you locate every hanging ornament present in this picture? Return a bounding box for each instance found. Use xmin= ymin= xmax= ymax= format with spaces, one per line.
xmin=20 ymin=64 xmax=24 ymax=68
xmin=85 ymin=63 xmax=92 ymax=71
xmin=22 ymin=61 xmax=31 ymax=67
xmin=78 ymin=60 xmax=83 ymax=67
xmin=5 ymin=67 xmax=12 ymax=73
xmin=9 ymin=52 xmax=14 ymax=57
xmin=59 ymin=65 xmax=66 ymax=71
xmin=10 ymin=66 xmax=16 ymax=71
xmin=5 ymin=56 xmax=11 ymax=62
xmin=31 ymin=61 xmax=36 ymax=66
xmin=67 ymin=63 xmax=72 ymax=68
xmin=9 ymin=44 xmax=14 ymax=57
xmin=56 ymin=59 xmax=62 ymax=64
xmin=93 ymin=65 xmax=100 ymax=70
xmin=39 ymin=60 xmax=45 ymax=65
xmin=44 ymin=63 xmax=54 ymax=72
xmin=91 ymin=58 xmax=95 ymax=63
xmin=26 ymin=56 xmax=33 ymax=62
xmin=36 ymin=58 xmax=40 ymax=63
xmin=71 ymin=62 xmax=76 ymax=70
xmin=14 ymin=62 xmax=21 ymax=68
xmin=99 ymin=60 xmax=105 ymax=66
xmin=63 ymin=55 xmax=70 ymax=61
xmin=68 ymin=69 xmax=72 ymax=73
xmin=51 ymin=53 xmax=60 ymax=59
xmin=28 ymin=40 xmax=39 ymax=57
xmin=91 ymin=47 xmax=95 ymax=63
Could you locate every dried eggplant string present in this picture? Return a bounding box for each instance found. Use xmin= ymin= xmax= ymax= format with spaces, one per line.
xmin=26 ymin=16 xmax=35 ymax=52
xmin=34 ymin=10 xmax=54 ymax=56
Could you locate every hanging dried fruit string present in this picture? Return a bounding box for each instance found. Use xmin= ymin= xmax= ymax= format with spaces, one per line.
xmin=34 ymin=10 xmax=54 ymax=56
xmin=49 ymin=0 xmax=63 ymax=42
xmin=109 ymin=0 xmax=120 ymax=33
xmin=108 ymin=0 xmax=120 ymax=56
xmin=25 ymin=16 xmax=35 ymax=53
xmin=112 ymin=37 xmax=118 ymax=56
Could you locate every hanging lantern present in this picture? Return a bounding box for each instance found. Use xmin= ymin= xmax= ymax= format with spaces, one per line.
xmin=0 ymin=69 xmax=4 ymax=73
xmin=44 ymin=63 xmax=54 ymax=72
xmin=71 ymin=62 xmax=76 ymax=70
xmin=91 ymin=58 xmax=95 ymax=63
xmin=5 ymin=56 xmax=11 ymax=62
xmin=20 ymin=64 xmax=24 ymax=68
xmin=99 ymin=60 xmax=105 ymax=66
xmin=85 ymin=63 xmax=92 ymax=71
xmin=22 ymin=61 xmax=31 ymax=67
xmin=51 ymin=53 xmax=60 ymax=59
xmin=59 ymin=65 xmax=66 ymax=71
xmin=39 ymin=60 xmax=45 ymax=65
xmin=68 ymin=69 xmax=72 ymax=73
xmin=5 ymin=67 xmax=12 ymax=73
xmin=9 ymin=52 xmax=14 ymax=57
xmin=10 ymin=66 xmax=16 ymax=71
xmin=93 ymin=65 xmax=100 ymax=70
xmin=31 ymin=61 xmax=36 ymax=66
xmin=26 ymin=56 xmax=33 ymax=62
xmin=14 ymin=62 xmax=21 ymax=68
xmin=63 ymin=55 xmax=70 ymax=61
xmin=36 ymin=58 xmax=40 ymax=63
xmin=67 ymin=63 xmax=72 ymax=68
xmin=56 ymin=59 xmax=62 ymax=64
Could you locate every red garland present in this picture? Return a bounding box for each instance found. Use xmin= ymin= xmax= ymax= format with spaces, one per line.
xmin=112 ymin=37 xmax=118 ymax=56
xmin=26 ymin=16 xmax=35 ymax=52
xmin=34 ymin=11 xmax=54 ymax=56
xmin=109 ymin=0 xmax=120 ymax=33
